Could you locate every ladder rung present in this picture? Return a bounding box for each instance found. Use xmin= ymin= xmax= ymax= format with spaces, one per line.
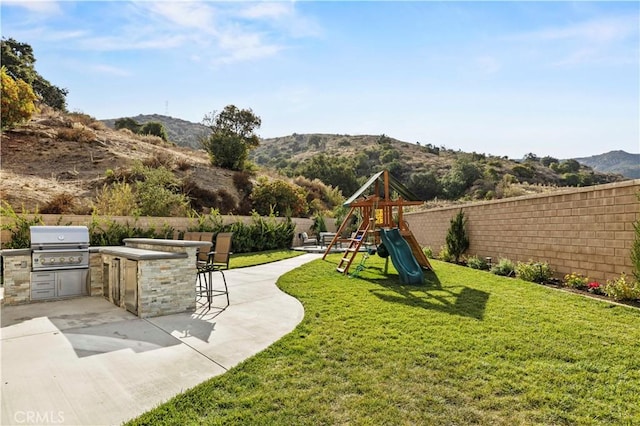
xmin=341 ymin=257 xmax=352 ymax=262
xmin=336 ymin=267 xmax=345 ymax=273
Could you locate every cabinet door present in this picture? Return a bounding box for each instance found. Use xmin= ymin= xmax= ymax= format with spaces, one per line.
xmin=123 ymin=260 xmax=138 ymax=315
xmin=57 ymin=269 xmax=89 ymax=297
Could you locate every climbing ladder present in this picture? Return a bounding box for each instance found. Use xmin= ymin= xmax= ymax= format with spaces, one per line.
xmin=336 ymin=218 xmax=372 ymax=274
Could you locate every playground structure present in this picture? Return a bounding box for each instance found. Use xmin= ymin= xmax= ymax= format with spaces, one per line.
xmin=323 ymin=170 xmax=432 ymax=283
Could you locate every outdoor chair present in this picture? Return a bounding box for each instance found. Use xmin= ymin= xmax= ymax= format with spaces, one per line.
xmin=196 ymin=232 xmax=232 ymax=310
xmin=301 ymin=232 xmax=318 ymax=246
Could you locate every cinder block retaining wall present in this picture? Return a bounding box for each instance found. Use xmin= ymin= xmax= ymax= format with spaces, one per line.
xmin=405 ymin=180 xmax=640 ymax=284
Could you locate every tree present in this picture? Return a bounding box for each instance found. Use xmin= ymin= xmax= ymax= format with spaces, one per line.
xmin=200 ymin=105 xmax=261 ymax=171
xmin=552 ymin=159 xmax=580 ymax=174
xmin=250 ymin=177 xmax=308 ymax=217
xmin=1 ymin=38 xmax=68 ymax=110
xmin=1 ymin=66 xmax=38 ymax=129
xmin=407 ymin=171 xmax=442 ymax=200
xmin=115 ymin=117 xmax=142 ymax=133
xmin=445 ymin=209 xmax=469 ymax=263
xmin=541 ymin=156 xmax=558 ymax=167
xmin=441 ymin=159 xmax=483 ymax=199
xmin=295 ymin=153 xmax=360 ymax=195
xmin=139 ymin=121 xmax=168 ymax=141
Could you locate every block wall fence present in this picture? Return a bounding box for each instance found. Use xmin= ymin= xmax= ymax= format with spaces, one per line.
xmin=404 ymin=180 xmax=640 ymax=284
xmin=3 ymin=180 xmax=638 ymax=284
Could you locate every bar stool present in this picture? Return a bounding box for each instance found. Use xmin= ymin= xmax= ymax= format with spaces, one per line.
xmin=197 ymin=232 xmax=232 ymax=309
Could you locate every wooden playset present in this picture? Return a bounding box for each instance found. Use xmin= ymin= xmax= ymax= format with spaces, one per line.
xmin=323 ymin=170 xmax=432 ymax=278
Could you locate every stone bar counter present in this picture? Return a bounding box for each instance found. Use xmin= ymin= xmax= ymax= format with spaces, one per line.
xmin=92 ymin=238 xmax=208 ymax=318
xmin=2 ymin=239 xmax=205 ymax=317
xmin=1 ymin=249 xmax=32 ymax=305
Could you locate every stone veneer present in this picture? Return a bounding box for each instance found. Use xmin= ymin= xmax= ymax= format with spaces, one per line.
xmin=2 ymin=239 xmax=203 ymax=317
xmin=89 ymin=252 xmax=103 ymax=296
xmin=136 ymin=254 xmax=197 ymax=318
xmin=108 ymin=238 xmax=203 ymax=318
xmin=1 ymin=249 xmax=31 ymax=305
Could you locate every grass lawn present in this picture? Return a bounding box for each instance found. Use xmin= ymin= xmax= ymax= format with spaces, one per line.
xmin=229 ymin=249 xmax=305 ymax=269
xmin=130 ymin=255 xmax=640 ymax=425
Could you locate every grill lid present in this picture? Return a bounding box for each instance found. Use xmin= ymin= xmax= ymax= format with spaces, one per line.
xmin=30 ymin=226 xmax=90 ymax=249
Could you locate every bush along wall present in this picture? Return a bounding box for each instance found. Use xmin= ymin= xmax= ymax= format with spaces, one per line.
xmin=1 ymin=208 xmax=294 ymax=253
xmin=187 ymin=210 xmax=295 ymax=253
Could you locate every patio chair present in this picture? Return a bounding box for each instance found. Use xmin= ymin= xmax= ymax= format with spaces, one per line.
xmin=197 ymin=232 xmax=232 ymax=309
xmin=301 ymin=232 xmax=317 ymax=246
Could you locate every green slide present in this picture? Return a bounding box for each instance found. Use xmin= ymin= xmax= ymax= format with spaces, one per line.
xmin=379 ymin=228 xmax=424 ymax=285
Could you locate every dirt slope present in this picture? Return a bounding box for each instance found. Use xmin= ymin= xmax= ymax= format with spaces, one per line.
xmin=0 ymin=111 xmax=237 ymax=213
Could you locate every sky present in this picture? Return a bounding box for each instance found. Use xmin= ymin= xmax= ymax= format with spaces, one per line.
xmin=1 ymin=1 xmax=639 ymax=159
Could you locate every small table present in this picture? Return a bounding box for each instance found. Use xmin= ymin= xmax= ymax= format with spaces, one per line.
xmin=319 ymin=232 xmax=337 ymax=247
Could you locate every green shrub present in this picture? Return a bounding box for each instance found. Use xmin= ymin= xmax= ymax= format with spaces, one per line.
xmin=188 ymin=210 xmax=295 ymax=253
xmin=438 ymin=246 xmax=455 ymax=263
xmin=445 ymin=209 xmax=469 ymax=263
xmin=92 ymin=182 xmax=139 ymax=216
xmin=139 ymin=121 xmax=168 ymax=141
xmin=133 ymin=165 xmax=190 ymax=217
xmin=422 ymin=246 xmax=434 ymax=259
xmin=0 ymin=202 xmax=44 ymax=248
xmin=587 ymin=281 xmax=604 ymax=295
xmin=311 ymin=214 xmax=327 ymax=234
xmin=467 ymin=255 xmax=489 ymax=270
xmin=563 ymin=272 xmax=589 ymax=290
xmin=250 ymin=176 xmax=308 ymax=217
xmin=88 ymin=215 xmax=175 ymax=246
xmin=490 ymin=258 xmax=515 ymax=276
xmin=604 ymin=273 xmax=640 ymax=301
xmin=516 ymin=260 xmax=553 ymax=283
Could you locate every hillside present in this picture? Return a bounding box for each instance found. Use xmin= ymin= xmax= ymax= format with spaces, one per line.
xmin=1 ymin=112 xmax=629 ymax=217
xmin=98 ymin=113 xmax=633 ymax=190
xmin=102 ymin=114 xmax=210 ymax=150
xmin=250 ymin=133 xmax=625 ymax=201
xmin=575 ymin=150 xmax=640 ymax=179
xmin=1 ymin=111 xmax=237 ymax=214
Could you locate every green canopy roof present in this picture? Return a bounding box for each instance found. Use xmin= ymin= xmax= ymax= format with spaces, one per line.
xmin=343 ymin=171 xmax=420 ymax=206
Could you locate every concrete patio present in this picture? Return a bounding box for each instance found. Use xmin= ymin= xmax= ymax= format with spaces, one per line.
xmin=0 ymin=253 xmax=321 ymax=425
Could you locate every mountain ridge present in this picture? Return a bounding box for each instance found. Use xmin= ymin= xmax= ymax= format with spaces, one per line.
xmin=575 ymin=150 xmax=640 ymax=179
xmin=101 ymin=115 xmax=637 ymax=179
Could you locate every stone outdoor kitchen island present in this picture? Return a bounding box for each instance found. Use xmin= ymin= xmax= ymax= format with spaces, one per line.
xmin=2 ymin=238 xmax=206 ymax=318
xmin=92 ymin=238 xmax=207 ymax=318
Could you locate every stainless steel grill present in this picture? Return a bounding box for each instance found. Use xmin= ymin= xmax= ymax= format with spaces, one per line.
xmin=30 ymin=226 xmax=90 ymax=271
xmin=30 ymin=226 xmax=90 ymax=300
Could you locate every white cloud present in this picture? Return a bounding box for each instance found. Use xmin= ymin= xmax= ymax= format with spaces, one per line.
xmin=78 ymin=33 xmax=187 ymax=51
xmin=47 ymin=29 xmax=87 ymax=41
xmin=239 ymin=2 xmax=294 ymax=20
xmin=521 ymin=16 xmax=638 ymax=44
xmin=142 ymin=1 xmax=217 ymax=33
xmin=2 ymin=0 xmax=61 ymax=15
xmin=89 ymin=64 xmax=131 ymax=77
xmin=506 ymin=14 xmax=639 ymax=67
xmin=215 ymin=30 xmax=284 ymax=65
